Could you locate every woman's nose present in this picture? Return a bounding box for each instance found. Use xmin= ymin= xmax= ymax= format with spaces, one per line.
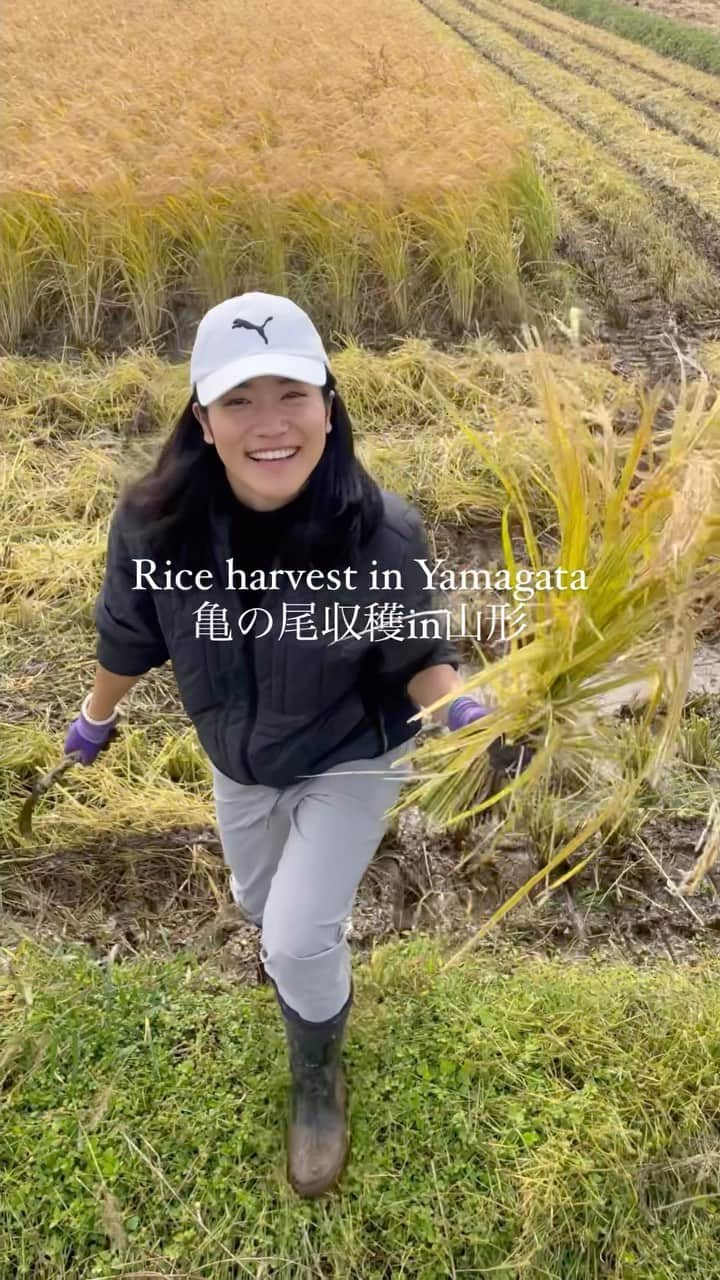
xmin=247 ymin=417 xmax=292 ymax=438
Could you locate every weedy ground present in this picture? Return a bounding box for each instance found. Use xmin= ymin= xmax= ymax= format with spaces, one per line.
xmin=3 ymin=937 xmax=720 ymax=1278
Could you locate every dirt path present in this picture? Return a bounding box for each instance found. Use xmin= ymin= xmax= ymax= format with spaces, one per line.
xmin=632 ymin=0 xmax=720 ymax=35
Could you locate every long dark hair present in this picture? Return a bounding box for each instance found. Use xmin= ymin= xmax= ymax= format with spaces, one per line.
xmin=120 ymin=365 xmax=384 ymax=573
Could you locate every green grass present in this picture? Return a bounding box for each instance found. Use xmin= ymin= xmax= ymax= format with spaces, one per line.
xmin=532 ymin=0 xmax=720 ymax=77
xmin=3 ymin=936 xmax=720 ymax=1278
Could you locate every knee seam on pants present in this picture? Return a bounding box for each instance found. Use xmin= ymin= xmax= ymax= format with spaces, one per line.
xmin=260 ymin=938 xmax=347 ymax=964
xmin=272 ymin=973 xmax=354 ymax=1028
xmin=261 ymin=938 xmax=352 ymax=1023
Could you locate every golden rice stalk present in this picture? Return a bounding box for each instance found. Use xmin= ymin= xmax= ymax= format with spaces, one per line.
xmin=679 ymin=801 xmax=720 ymax=896
xmin=384 ymin=333 xmax=720 ymax=947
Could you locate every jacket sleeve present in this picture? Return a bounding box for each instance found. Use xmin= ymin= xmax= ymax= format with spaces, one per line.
xmin=369 ymin=505 xmax=460 ymax=690
xmin=94 ymin=506 xmax=170 ymax=677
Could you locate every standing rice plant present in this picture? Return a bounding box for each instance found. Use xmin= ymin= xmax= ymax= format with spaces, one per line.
xmin=25 ymin=197 xmax=113 ymax=347
xmin=412 ymin=149 xmax=558 ymax=332
xmin=0 ymin=199 xmax=46 ymax=351
xmin=385 ymin=332 xmax=720 ymax=948
xmin=285 ymin=195 xmax=365 ymax=337
xmin=414 ymin=191 xmax=490 ymax=331
xmin=156 ymin=190 xmax=249 ymax=310
xmin=506 ymin=150 xmax=560 ymax=277
xmin=484 ymin=152 xmax=563 ymax=324
xmin=107 ymin=194 xmax=178 ymax=344
xmin=242 ymin=194 xmax=290 ymax=298
xmin=363 ymin=203 xmax=414 ymax=331
xmin=2 ymin=0 xmax=558 ymax=348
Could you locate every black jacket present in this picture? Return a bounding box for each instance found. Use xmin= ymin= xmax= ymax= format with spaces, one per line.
xmin=94 ymin=488 xmax=460 ymax=787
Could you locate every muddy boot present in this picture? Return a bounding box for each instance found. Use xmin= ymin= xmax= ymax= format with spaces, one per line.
xmin=273 ymin=980 xmax=352 ymax=1198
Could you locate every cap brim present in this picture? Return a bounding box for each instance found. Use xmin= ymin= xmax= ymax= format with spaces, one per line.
xmin=196 ymin=354 xmax=327 ymax=406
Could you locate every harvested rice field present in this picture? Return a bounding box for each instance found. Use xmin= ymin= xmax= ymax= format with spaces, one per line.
xmin=2 ymin=0 xmax=720 ymax=1272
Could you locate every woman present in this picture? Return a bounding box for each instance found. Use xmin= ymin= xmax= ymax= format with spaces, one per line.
xmin=64 ymin=291 xmax=494 ymax=1199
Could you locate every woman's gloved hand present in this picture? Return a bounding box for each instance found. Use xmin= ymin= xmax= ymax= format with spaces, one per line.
xmin=447 ymin=695 xmax=534 ymax=776
xmin=64 ymin=693 xmax=120 ymax=765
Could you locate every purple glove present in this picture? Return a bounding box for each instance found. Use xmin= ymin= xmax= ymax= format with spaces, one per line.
xmin=64 ymin=694 xmax=119 ymax=765
xmin=447 ymin=695 xmax=534 ymax=775
xmin=447 ymin=695 xmax=492 ymax=732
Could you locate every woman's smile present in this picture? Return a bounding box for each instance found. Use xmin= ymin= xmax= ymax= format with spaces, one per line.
xmin=246 ymin=446 xmax=301 ymax=466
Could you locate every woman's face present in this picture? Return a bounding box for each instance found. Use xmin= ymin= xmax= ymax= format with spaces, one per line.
xmin=192 ymin=375 xmax=334 ymax=511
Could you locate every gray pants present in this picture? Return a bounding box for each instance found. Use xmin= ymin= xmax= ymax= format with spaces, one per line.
xmin=211 ymin=740 xmax=414 ymax=1022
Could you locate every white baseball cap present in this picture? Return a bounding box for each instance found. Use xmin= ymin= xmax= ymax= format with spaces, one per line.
xmin=190 ymin=291 xmax=330 ymax=407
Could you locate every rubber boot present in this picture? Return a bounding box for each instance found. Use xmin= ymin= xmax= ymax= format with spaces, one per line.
xmin=272 ymin=978 xmax=353 ymax=1198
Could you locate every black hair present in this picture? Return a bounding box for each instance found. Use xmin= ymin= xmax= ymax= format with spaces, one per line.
xmin=119 ymin=366 xmax=385 ymax=573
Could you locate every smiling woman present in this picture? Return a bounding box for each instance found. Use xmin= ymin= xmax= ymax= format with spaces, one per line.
xmin=192 ymin=369 xmax=334 ymax=513
xmin=61 ymin=289 xmax=484 ymax=1201
xmin=112 ymin=292 xmax=385 ymax=577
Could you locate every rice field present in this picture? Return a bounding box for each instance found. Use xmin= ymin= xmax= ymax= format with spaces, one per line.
xmin=2 ymin=0 xmax=720 ymax=1270
xmin=0 ymin=0 xmax=558 ymax=350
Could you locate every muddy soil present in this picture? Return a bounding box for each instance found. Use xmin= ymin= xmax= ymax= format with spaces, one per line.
xmin=556 ymin=221 xmax=719 ymax=385
xmin=2 ymin=796 xmax=719 ymax=986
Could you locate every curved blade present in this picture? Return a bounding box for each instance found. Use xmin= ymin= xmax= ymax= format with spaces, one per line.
xmin=17 ymin=751 xmax=83 ymax=837
xmin=488 ymin=736 xmax=535 ymax=776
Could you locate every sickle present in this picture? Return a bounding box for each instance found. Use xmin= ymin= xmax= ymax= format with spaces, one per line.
xmin=488 ymin=736 xmax=535 ymax=776
xmin=17 ymin=750 xmax=84 ymax=838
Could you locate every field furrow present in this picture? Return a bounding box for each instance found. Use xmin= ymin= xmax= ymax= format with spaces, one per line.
xmin=475 ymin=0 xmax=720 ymax=159
xmin=443 ymin=0 xmax=720 ymax=231
xmin=423 ymin=0 xmax=720 ymax=286
xmin=422 ymin=0 xmax=718 ymax=311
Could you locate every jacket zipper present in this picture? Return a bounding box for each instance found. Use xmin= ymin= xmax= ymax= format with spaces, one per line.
xmin=377 ymin=703 xmax=389 ymax=753
xmin=239 ymin=623 xmax=257 ymax=783
xmin=238 ymin=552 xmax=278 ymax=785
xmin=222 ymin=509 xmax=258 ymax=784
xmin=236 ymin=560 xmax=388 ymax=778
xmin=361 ymin=667 xmax=389 ymax=755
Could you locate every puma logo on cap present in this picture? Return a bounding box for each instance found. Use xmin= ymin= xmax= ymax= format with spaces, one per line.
xmin=231 ymin=315 xmax=274 ymax=344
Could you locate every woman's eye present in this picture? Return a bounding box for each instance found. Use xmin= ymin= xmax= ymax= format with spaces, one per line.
xmin=229 ymin=393 xmax=304 ymax=405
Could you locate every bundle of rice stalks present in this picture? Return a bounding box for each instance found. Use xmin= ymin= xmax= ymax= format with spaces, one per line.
xmin=386 ymin=329 xmax=720 ymax=936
